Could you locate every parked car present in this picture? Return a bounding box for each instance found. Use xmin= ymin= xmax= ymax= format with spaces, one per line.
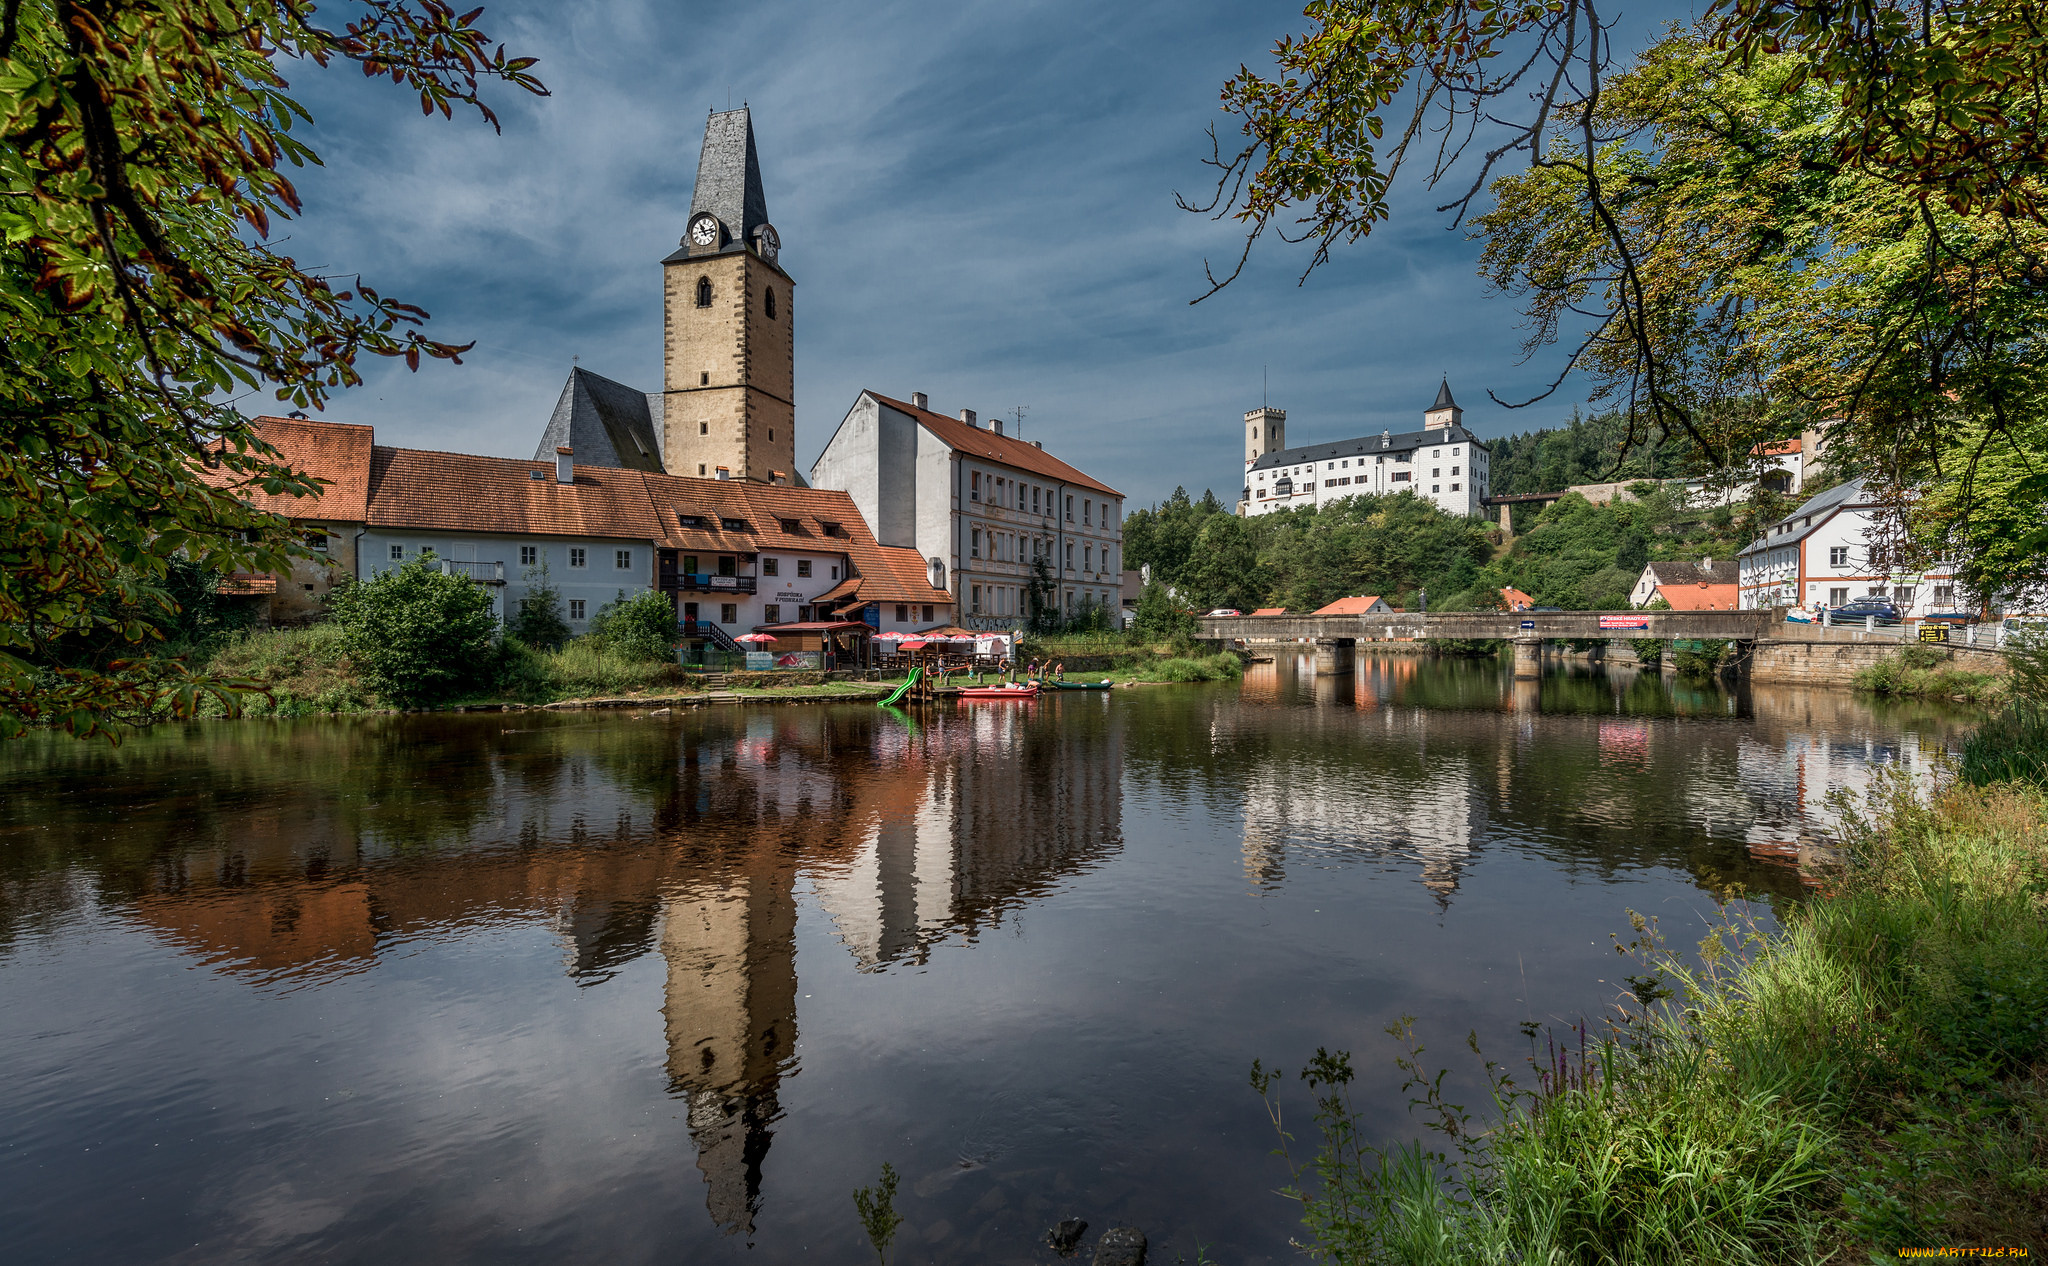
xmin=1527 ymin=605 xmax=1566 ymax=613
xmin=1205 ymin=608 xmax=1242 ymax=618
xmin=1830 ymin=598 xmax=1902 ymax=624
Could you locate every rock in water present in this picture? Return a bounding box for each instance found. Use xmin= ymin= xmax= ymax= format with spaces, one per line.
xmin=1093 ymin=1226 xmax=1146 ymax=1266
xmin=1046 ymin=1217 xmax=1087 ymax=1256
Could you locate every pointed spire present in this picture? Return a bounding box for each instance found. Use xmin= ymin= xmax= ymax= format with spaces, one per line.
xmin=689 ymin=106 xmax=768 ymax=248
xmin=1431 ymin=378 xmax=1457 ymax=412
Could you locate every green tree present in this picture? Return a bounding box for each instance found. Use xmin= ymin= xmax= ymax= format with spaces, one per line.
xmin=328 ymin=558 xmax=499 ymax=708
xmin=588 ymin=590 xmax=679 ymax=664
xmin=1025 ymin=554 xmax=1062 ymax=634
xmin=1194 ymin=1 xmax=2048 ymax=574
xmin=1183 ymin=513 xmax=1261 ymax=612
xmin=1 ymin=2 xmax=543 ymax=738
xmin=508 ymin=562 xmax=571 ymax=650
xmin=1130 ymin=580 xmax=1197 ymax=641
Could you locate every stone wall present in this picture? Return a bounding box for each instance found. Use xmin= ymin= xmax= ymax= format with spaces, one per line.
xmin=1749 ymin=639 xmax=2008 ymax=688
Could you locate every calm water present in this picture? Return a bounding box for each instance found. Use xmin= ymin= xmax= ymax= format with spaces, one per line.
xmin=0 ymin=655 xmax=1973 ymax=1264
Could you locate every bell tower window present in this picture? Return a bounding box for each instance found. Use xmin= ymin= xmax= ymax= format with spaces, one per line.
xmin=695 ymin=277 xmax=712 ymax=308
xmin=765 ymin=287 xmax=777 ymax=320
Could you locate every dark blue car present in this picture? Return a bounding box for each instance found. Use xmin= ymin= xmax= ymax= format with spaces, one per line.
xmin=1830 ymin=598 xmax=1902 ymax=624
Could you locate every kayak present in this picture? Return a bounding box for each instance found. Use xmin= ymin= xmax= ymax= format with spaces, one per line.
xmin=957 ymin=685 xmax=1039 ymax=699
xmin=1043 ymin=680 xmax=1112 ymax=691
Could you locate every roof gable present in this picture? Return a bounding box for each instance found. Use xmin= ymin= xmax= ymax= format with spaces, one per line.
xmin=220 ymin=417 xmax=376 ymax=521
xmin=533 ymin=367 xmax=664 ymax=474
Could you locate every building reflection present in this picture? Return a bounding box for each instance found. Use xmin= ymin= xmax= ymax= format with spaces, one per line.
xmin=34 ymin=705 xmax=1123 ymax=1240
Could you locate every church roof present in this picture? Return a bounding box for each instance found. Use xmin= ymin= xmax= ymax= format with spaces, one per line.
xmin=683 ymin=106 xmax=768 ymax=254
xmin=533 ymin=367 xmax=665 ymax=474
xmin=1431 ymin=379 xmax=1458 ymax=411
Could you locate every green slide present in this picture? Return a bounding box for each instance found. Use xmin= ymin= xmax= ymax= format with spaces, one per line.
xmin=877 ymin=666 xmax=920 ymax=707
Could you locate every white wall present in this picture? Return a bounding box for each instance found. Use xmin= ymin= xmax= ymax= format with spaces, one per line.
xmin=360 ymin=529 xmax=649 ymax=632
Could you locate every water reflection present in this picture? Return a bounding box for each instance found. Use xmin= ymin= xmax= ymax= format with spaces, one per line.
xmin=0 ymin=664 xmax=1979 ymax=1263
xmin=0 ymin=705 xmax=1124 ymax=1240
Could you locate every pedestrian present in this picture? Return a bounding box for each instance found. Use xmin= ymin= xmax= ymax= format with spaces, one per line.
xmin=1055 ymin=661 xmax=1065 ymax=681
xmin=1419 ymin=587 xmax=1428 ymax=614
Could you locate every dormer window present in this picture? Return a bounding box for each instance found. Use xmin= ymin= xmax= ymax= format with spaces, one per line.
xmin=720 ymin=517 xmax=746 ymax=531
xmin=696 ymin=277 xmax=713 ymax=307
xmin=780 ymin=518 xmax=800 ymax=533
xmin=821 ymin=521 xmax=845 ymax=538
xmin=678 ymin=513 xmax=704 ymax=528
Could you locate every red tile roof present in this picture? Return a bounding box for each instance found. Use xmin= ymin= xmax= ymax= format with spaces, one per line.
xmin=1499 ymin=586 xmax=1536 ymax=610
xmin=1251 ymin=607 xmax=1287 ymax=616
xmin=206 ymin=416 xmax=375 ymax=521
xmin=1312 ymin=595 xmax=1386 ymax=616
xmin=367 ymin=446 xmax=660 ymax=540
xmin=1654 ymin=583 xmax=1740 ymax=610
xmin=868 ymin=393 xmax=1122 ymax=497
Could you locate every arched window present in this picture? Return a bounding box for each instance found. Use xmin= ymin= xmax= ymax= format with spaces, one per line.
xmin=695 ymin=276 xmax=712 ymax=308
xmin=764 ymin=287 xmax=777 ymax=320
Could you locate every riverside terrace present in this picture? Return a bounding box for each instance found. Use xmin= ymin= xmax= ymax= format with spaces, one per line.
xmin=1196 ymin=607 xmax=2014 ymax=684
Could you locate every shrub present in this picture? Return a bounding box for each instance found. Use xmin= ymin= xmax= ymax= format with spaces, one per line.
xmin=201 ymin=621 xmax=378 ymax=716
xmin=588 ymin=589 xmax=678 ymax=663
xmin=507 ymin=562 xmax=571 ymax=650
xmin=1152 ymin=652 xmax=1244 ymax=682
xmin=1853 ymin=646 xmax=2001 ymax=703
xmin=326 ymin=559 xmax=499 ymax=708
xmin=1672 ymin=638 xmax=1727 ymax=678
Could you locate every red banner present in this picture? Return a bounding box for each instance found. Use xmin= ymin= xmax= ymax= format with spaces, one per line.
xmin=1599 ymin=615 xmax=1651 ymax=630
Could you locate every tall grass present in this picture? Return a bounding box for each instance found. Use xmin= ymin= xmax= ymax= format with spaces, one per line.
xmin=1853 ymin=643 xmax=2002 ymax=703
xmin=1149 ymin=652 xmax=1245 ymax=682
xmin=1256 ymin=771 xmax=2048 ymax=1261
xmin=200 ymin=622 xmax=379 ymax=716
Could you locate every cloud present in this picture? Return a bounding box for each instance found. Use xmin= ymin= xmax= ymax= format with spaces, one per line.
xmin=275 ymin=0 xmax=1697 ymax=505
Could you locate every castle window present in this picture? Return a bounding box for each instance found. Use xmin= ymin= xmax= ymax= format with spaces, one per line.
xmin=700 ymin=422 xmax=708 ymax=435
xmin=696 ymin=277 xmax=712 ymax=307
xmin=700 ymin=371 xmax=709 ymax=385
xmin=765 ymin=287 xmax=777 ymax=319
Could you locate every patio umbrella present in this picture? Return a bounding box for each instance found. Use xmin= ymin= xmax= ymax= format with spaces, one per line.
xmin=897 ymin=640 xmax=929 ymax=651
xmin=875 ymin=631 xmax=911 ymax=641
xmin=734 ymin=633 xmax=779 ymax=644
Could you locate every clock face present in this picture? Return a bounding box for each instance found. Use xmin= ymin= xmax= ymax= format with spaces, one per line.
xmin=688 ymin=214 xmax=721 ymax=247
xmin=753 ymin=223 xmax=780 ymax=262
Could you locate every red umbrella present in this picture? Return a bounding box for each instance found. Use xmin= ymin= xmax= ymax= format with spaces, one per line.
xmin=875 ymin=630 xmax=912 ymax=641
xmin=734 ymin=633 xmax=779 ymax=644
xmin=897 ymin=639 xmax=929 ymax=650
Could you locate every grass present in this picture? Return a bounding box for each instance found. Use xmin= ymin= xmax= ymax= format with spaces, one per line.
xmin=1148 ymin=652 xmax=1246 ymax=682
xmin=200 ymin=622 xmax=379 ymax=717
xmin=1256 ymin=770 xmax=2048 ymax=1262
xmin=1854 ymin=643 xmax=2004 ymax=704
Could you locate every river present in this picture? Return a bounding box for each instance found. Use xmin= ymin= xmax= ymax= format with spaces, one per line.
xmin=0 ymin=654 xmax=1974 ymax=1264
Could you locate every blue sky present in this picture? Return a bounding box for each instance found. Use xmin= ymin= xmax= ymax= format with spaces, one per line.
xmin=280 ymin=0 xmax=1695 ymax=509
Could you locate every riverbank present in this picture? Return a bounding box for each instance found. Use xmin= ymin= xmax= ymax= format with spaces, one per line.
xmin=193 ymin=625 xmax=1244 ymax=718
xmin=1271 ymin=769 xmax=2048 ymax=1260
xmin=1852 ymin=643 xmax=2007 ymax=704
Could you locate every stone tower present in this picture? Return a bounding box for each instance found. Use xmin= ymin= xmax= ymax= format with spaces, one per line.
xmin=1245 ymin=406 xmax=1285 ymax=470
xmin=662 ymin=108 xmax=795 ymax=483
xmin=1423 ymin=379 xmax=1462 ymax=432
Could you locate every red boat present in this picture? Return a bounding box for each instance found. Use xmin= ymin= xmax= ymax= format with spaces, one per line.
xmin=956 ymin=684 xmax=1039 ymax=700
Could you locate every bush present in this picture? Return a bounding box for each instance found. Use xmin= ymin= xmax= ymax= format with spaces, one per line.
xmin=1151 ymin=652 xmax=1244 ymax=682
xmin=326 ymin=559 xmax=499 ymax=708
xmin=507 ymin=562 xmax=571 ymax=650
xmin=1671 ymin=638 xmax=1728 ymax=678
xmin=1854 ymin=646 xmax=2002 ymax=703
xmin=588 ymin=589 xmax=679 ymax=663
xmin=1129 ymin=581 xmax=1197 ymax=642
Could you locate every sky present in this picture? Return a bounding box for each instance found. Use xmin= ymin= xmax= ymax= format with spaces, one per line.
xmin=279 ymin=0 xmax=1696 ymax=509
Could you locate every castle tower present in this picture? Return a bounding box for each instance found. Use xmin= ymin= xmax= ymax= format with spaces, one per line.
xmin=662 ymin=108 xmax=795 ymax=483
xmin=1423 ymin=379 xmax=1462 ymax=432
xmin=1245 ymin=406 xmax=1285 ymax=470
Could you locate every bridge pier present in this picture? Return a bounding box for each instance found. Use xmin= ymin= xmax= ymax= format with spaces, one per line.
xmin=1512 ymin=636 xmax=1542 ymax=679
xmin=1313 ymin=638 xmax=1355 ymax=675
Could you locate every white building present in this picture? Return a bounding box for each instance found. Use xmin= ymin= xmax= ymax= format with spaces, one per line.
xmin=810 ymin=390 xmax=1125 ymax=630
xmin=1241 ymin=381 xmax=1490 ymax=519
xmin=1736 ymin=477 xmax=1959 ymax=615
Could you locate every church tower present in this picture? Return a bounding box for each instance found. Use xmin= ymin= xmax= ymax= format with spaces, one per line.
xmin=662 ymin=108 xmax=795 ymax=483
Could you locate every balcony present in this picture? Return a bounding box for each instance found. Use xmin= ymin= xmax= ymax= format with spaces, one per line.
xmin=661 ymin=572 xmax=757 ymax=595
xmin=438 ymin=560 xmax=505 ymax=585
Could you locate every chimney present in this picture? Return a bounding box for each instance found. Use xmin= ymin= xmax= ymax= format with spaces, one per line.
xmin=1382 ymin=430 xmax=1391 ymax=446
xmin=912 ymin=391 xmax=928 ymax=411
xmin=993 ymin=417 xmax=1004 ymax=437
xmin=959 ymin=408 xmax=977 ymax=427
xmin=715 ymin=466 xmax=730 ymax=481
xmin=555 ymin=445 xmax=573 ymax=484
xmin=1032 ymin=440 xmax=1043 ymax=450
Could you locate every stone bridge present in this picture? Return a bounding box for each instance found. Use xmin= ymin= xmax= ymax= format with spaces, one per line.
xmin=1197 ymin=609 xmax=2011 ymax=686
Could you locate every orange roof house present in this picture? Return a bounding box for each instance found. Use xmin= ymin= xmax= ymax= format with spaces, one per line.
xmin=1499 ymin=586 xmax=1536 ymax=611
xmin=1311 ymin=595 xmax=1391 ymax=616
xmin=1251 ymin=607 xmax=1287 ymax=617
xmin=208 ymin=415 xmax=951 ymax=638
